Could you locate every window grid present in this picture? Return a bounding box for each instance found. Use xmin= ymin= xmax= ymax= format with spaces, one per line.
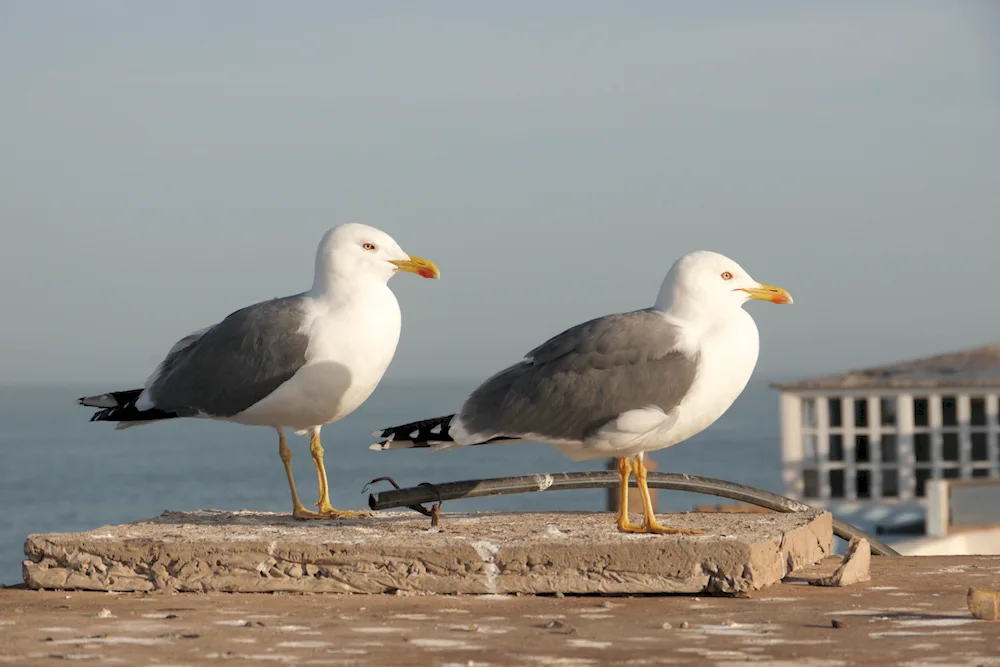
xmin=797 ymin=391 xmax=1000 ymax=503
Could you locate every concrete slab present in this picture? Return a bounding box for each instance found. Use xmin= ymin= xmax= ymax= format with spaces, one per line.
xmin=23 ymin=509 xmax=833 ymax=595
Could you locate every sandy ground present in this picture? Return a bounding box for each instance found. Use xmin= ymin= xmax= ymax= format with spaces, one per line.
xmin=2 ymin=556 xmax=999 ymax=667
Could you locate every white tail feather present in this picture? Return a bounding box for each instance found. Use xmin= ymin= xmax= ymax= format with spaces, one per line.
xmin=78 ymin=394 xmax=120 ymax=408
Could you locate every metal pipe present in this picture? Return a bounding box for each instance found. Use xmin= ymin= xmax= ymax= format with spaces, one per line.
xmin=367 ymin=470 xmax=900 ymax=557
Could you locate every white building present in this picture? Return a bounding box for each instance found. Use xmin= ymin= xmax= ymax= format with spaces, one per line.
xmin=771 ymin=342 xmax=1000 ymax=534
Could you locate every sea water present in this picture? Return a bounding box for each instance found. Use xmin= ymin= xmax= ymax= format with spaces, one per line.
xmin=0 ymin=378 xmax=782 ymax=585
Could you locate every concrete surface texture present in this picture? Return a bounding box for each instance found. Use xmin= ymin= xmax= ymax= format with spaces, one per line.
xmin=811 ymin=537 xmax=871 ymax=587
xmin=23 ymin=510 xmax=833 ymax=595
xmin=2 ymin=555 xmax=999 ymax=667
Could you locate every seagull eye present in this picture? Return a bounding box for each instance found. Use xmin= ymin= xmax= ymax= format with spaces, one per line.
xmin=721 ymin=271 xmax=733 ymax=280
xmin=362 ymin=242 xmax=377 ymax=251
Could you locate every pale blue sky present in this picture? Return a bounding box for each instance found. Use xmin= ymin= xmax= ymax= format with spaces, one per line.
xmin=1 ymin=1 xmax=998 ymax=385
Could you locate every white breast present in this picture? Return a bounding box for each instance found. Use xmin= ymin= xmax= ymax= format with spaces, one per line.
xmin=233 ymin=284 xmax=402 ymax=431
xmin=651 ymin=309 xmax=760 ymax=450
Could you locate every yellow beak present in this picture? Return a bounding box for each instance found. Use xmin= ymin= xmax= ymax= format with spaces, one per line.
xmin=389 ymin=255 xmax=440 ymax=280
xmin=739 ymin=283 xmax=793 ymax=304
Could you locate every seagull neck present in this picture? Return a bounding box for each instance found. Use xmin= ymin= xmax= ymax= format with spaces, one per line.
xmin=310 ymin=271 xmax=337 ymax=298
xmin=309 ymin=272 xmax=386 ymax=304
xmin=654 ymin=298 xmax=729 ymax=330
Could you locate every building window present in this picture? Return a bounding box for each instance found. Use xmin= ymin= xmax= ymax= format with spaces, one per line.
xmin=942 ymin=433 xmax=959 ymax=462
xmin=915 ymin=468 xmax=933 ymax=497
xmin=855 ymin=435 xmax=870 ymax=463
xmin=882 ymin=469 xmax=899 ymax=497
xmin=802 ymin=398 xmax=817 ymax=429
xmin=914 ymin=433 xmax=932 ymax=462
xmin=828 ymin=398 xmax=842 ymax=427
xmin=973 ymin=468 xmax=992 ymax=478
xmin=830 ymin=435 xmax=844 ymax=461
xmin=829 ymin=435 xmax=844 ymax=461
xmin=881 ymin=434 xmax=898 ymax=463
xmin=914 ymin=397 xmax=929 ymax=427
xmin=972 ymin=433 xmax=988 ymax=461
xmin=880 ymin=397 xmax=897 ymax=426
xmin=855 ymin=470 xmax=871 ymax=498
xmin=971 ymin=397 xmax=987 ymax=426
xmin=943 ymin=468 xmax=960 ymax=480
xmin=803 ymin=469 xmax=820 ymax=499
xmin=829 ymin=469 xmax=845 ymax=498
xmin=854 ymin=399 xmax=868 ymax=427
xmin=941 ymin=395 xmax=957 ymax=427
xmin=804 ymin=435 xmax=818 ymax=462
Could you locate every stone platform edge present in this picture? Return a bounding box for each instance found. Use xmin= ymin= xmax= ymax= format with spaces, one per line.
xmin=22 ymin=509 xmax=833 ymax=596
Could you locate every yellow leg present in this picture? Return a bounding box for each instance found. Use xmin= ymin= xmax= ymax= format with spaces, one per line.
xmin=278 ymin=429 xmax=329 ymax=520
xmin=615 ymin=456 xmax=645 ymax=533
xmin=309 ymin=428 xmax=331 ymax=507
xmin=633 ymin=453 xmax=704 ymax=535
xmin=309 ymin=428 xmax=371 ymax=519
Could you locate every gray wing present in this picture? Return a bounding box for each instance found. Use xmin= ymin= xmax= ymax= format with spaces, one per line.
xmin=145 ymin=295 xmax=311 ymax=417
xmin=457 ymin=309 xmax=699 ymax=443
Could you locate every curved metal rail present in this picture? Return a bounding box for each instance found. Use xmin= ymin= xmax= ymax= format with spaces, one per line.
xmin=366 ymin=470 xmax=900 ymax=557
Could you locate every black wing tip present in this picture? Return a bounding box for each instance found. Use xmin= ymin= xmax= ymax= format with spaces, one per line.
xmin=89 ymin=407 xmax=179 ymax=424
xmin=370 ymin=414 xmax=456 ymax=448
xmin=83 ymin=389 xmax=179 ymax=424
xmin=88 ymin=406 xmax=116 ymax=422
xmin=78 ymin=388 xmax=146 ymax=409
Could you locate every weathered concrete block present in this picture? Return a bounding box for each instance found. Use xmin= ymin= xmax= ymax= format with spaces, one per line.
xmin=810 ymin=537 xmax=871 ymax=587
xmin=23 ymin=509 xmax=832 ymax=595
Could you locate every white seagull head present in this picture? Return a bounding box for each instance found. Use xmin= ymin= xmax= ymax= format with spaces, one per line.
xmin=655 ymin=250 xmax=792 ymax=320
xmin=313 ymin=222 xmax=440 ymax=291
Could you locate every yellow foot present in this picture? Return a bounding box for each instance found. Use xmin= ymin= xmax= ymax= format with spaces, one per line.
xmin=291 ymin=505 xmax=372 ymax=520
xmin=617 ymin=517 xmax=704 ymax=535
xmin=617 ymin=514 xmax=647 ymax=533
xmin=315 ymin=502 xmax=372 ymax=519
xmin=643 ymin=519 xmax=705 ymax=536
xmin=292 ymin=506 xmax=334 ymax=520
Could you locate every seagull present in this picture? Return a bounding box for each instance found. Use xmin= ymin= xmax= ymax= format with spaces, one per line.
xmin=371 ymin=250 xmax=791 ymax=534
xmin=79 ymin=222 xmax=440 ymax=520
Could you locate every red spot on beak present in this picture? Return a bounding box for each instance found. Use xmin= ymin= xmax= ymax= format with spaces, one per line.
xmin=417 ymin=267 xmax=436 ymax=279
